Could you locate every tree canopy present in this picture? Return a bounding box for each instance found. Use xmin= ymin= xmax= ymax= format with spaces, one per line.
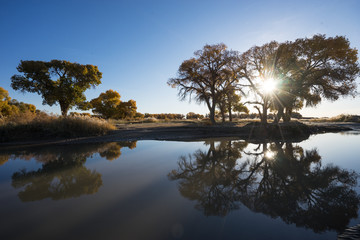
xmin=0 ymin=87 xmax=36 ymax=117
xmin=238 ymin=35 xmax=359 ymax=123
xmin=0 ymin=87 xmax=14 ymax=117
xmin=168 ymin=43 xmax=241 ymax=124
xmin=11 ymin=60 xmax=102 ymax=116
xmin=169 ymin=35 xmax=359 ymax=124
xmin=90 ymin=89 xmax=137 ymax=119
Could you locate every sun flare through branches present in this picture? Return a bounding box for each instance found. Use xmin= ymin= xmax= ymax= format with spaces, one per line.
xmin=259 ymin=78 xmax=277 ymax=94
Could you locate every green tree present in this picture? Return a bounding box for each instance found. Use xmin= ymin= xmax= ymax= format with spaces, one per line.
xmin=168 ymin=44 xmax=238 ymax=124
xmin=11 ymin=60 xmax=102 ymax=116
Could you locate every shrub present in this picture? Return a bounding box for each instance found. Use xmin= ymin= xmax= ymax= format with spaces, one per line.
xmin=0 ymin=113 xmax=116 ymax=142
xmin=186 ymin=112 xmax=204 ymax=119
xmin=329 ymin=114 xmax=360 ymax=122
xmin=143 ymin=118 xmax=158 ymax=123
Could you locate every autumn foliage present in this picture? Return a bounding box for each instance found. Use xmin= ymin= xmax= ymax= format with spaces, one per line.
xmin=0 ymin=87 xmax=36 ymax=118
xmin=169 ymin=35 xmax=359 ymax=124
xmin=90 ymin=90 xmax=137 ymax=119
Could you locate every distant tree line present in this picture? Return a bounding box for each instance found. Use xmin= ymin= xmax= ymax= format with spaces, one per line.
xmin=144 ymin=113 xmax=184 ymax=120
xmin=142 ymin=112 xmax=205 ymax=120
xmin=186 ymin=112 xmax=204 ymax=119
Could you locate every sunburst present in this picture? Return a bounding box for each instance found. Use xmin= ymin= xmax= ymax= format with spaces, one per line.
xmin=259 ymin=78 xmax=277 ymax=94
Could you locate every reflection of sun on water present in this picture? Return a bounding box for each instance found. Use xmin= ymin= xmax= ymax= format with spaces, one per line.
xmin=260 ymin=78 xmax=277 ymax=94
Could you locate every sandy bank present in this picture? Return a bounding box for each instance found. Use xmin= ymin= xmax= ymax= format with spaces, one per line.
xmin=1 ymin=121 xmax=359 ymax=149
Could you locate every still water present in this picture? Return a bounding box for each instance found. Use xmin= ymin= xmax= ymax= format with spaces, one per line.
xmin=0 ymin=132 xmax=360 ymax=240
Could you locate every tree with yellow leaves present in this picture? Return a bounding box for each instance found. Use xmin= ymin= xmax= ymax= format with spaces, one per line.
xmin=90 ymin=89 xmax=137 ymax=119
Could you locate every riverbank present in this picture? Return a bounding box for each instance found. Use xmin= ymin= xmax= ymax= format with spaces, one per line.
xmin=0 ymin=121 xmax=358 ymax=149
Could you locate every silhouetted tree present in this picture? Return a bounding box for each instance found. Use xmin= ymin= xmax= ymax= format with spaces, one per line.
xmin=274 ymin=35 xmax=359 ymax=122
xmin=217 ymin=88 xmax=248 ymax=122
xmin=11 ymin=60 xmax=102 ymax=116
xmin=238 ymin=35 xmax=359 ymax=124
xmin=168 ymin=44 xmax=239 ymax=124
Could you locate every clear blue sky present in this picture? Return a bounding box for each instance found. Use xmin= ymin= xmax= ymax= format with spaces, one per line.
xmin=1 ymin=0 xmax=359 ymax=117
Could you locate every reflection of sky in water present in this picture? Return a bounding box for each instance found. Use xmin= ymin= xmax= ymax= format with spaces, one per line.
xmin=301 ymin=132 xmax=360 ymax=171
xmin=0 ymin=134 xmax=359 ymax=240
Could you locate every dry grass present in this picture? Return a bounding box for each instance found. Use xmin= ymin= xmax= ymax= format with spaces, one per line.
xmin=0 ymin=112 xmax=116 ymax=142
xmin=107 ymin=117 xmax=263 ymax=127
xmin=328 ymin=114 xmax=360 ymax=122
xmin=304 ymin=114 xmax=360 ymax=123
xmin=109 ymin=118 xmax=203 ymax=125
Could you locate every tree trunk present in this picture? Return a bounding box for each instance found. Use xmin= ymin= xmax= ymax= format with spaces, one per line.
xmin=261 ymin=103 xmax=268 ymax=125
xmin=209 ymin=104 xmax=216 ymax=125
xmin=60 ymin=102 xmax=69 ymax=117
xmin=217 ymin=102 xmax=226 ymax=123
xmin=283 ymin=107 xmax=292 ymax=122
xmin=220 ymin=109 xmax=225 ymax=123
xmin=274 ymin=106 xmax=284 ymax=124
xmin=205 ymin=99 xmax=216 ymax=125
xmin=228 ymin=105 xmax=232 ymax=122
xmin=209 ymin=88 xmax=217 ymax=125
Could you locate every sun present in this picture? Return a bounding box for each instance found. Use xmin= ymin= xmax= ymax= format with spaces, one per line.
xmin=259 ymin=78 xmax=277 ymax=94
xmin=264 ymin=150 xmax=275 ymax=159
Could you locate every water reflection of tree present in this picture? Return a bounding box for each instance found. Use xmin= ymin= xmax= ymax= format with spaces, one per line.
xmin=169 ymin=140 xmax=360 ymax=233
xmin=0 ymin=154 xmax=9 ymax=166
xmin=99 ymin=141 xmax=137 ymax=161
xmin=169 ymin=141 xmax=248 ymax=216
xmin=7 ymin=141 xmax=137 ymax=201
xmin=0 ymin=141 xmax=137 ymax=165
xmin=12 ymin=155 xmax=102 ymax=201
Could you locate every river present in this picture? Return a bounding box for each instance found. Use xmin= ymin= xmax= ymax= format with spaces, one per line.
xmin=1 ymin=130 xmax=360 ymax=239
